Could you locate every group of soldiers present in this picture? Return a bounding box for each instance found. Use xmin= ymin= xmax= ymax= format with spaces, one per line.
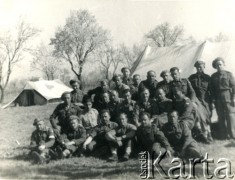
xmin=29 ymin=57 xmax=235 ymax=164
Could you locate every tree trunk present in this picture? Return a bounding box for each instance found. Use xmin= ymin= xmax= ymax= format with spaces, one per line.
xmin=0 ymin=85 xmax=4 ymax=103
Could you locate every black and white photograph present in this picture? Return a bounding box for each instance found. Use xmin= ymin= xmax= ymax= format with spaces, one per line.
xmin=0 ymin=0 xmax=235 ymax=179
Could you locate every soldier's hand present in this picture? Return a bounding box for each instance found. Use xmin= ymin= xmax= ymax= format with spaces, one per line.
xmin=38 ymin=145 xmax=46 ymax=151
xmin=116 ymin=140 xmax=123 ymax=147
xmin=83 ymin=144 xmax=87 ymax=150
xmin=116 ymin=137 xmax=122 ymax=141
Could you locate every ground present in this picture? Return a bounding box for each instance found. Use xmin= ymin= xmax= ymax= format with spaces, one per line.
xmin=0 ymin=104 xmax=235 ymax=179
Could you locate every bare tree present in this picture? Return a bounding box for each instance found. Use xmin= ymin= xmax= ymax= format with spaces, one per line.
xmin=50 ymin=10 xmax=109 ymax=82
xmin=0 ymin=19 xmax=39 ymax=103
xmin=31 ymin=43 xmax=61 ymax=80
xmin=145 ymin=22 xmax=184 ymax=47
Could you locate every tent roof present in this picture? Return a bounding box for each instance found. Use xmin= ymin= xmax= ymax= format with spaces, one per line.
xmin=131 ymin=41 xmax=235 ymax=80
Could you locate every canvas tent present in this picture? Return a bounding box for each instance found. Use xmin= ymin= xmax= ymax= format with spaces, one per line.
xmin=131 ymin=41 xmax=235 ymax=80
xmin=2 ymin=79 xmax=72 ymax=108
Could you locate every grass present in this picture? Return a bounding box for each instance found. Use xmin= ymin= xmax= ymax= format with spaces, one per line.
xmin=0 ymin=104 xmax=235 ymax=179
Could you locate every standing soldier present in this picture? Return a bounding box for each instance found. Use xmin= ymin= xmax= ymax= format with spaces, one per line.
xmin=157 ymin=70 xmax=172 ymax=99
xmin=139 ymin=70 xmax=158 ymax=99
xmin=70 ymin=80 xmax=85 ymax=106
xmin=50 ymin=92 xmax=82 ymax=138
xmin=112 ymin=74 xmax=130 ymax=98
xmin=87 ymin=80 xmax=110 ymax=110
xmin=170 ymin=67 xmax=196 ymax=102
xmin=130 ymin=74 xmax=141 ymax=102
xmin=29 ymin=118 xmax=55 ymax=164
xmin=121 ymin=67 xmax=133 ymax=86
xmin=211 ymin=57 xmax=235 ymax=140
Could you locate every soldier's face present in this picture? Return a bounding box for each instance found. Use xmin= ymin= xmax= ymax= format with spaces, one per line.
xmin=70 ymin=119 xmax=79 ymax=130
xmin=171 ymin=70 xmax=180 ymax=81
xmin=63 ymin=94 xmax=71 ymax=104
xmin=141 ymin=115 xmax=151 ymax=127
xmin=119 ymin=114 xmax=128 ymax=126
xmin=162 ymin=73 xmax=170 ymax=82
xmin=101 ymin=112 xmax=110 ymax=124
xmin=174 ymin=90 xmax=183 ymax=100
xmin=124 ymin=92 xmax=131 ymax=102
xmin=196 ymin=65 xmax=205 ymax=73
xmin=123 ymin=69 xmax=130 ymax=77
xmin=111 ymin=92 xmax=119 ymax=101
xmin=101 ymin=82 xmax=108 ymax=91
xmin=36 ymin=121 xmax=44 ymax=131
xmin=133 ymin=75 xmax=141 ymax=85
xmin=169 ymin=112 xmax=178 ymax=125
xmin=147 ymin=72 xmax=156 ymax=82
xmin=115 ymin=77 xmax=122 ymax=86
xmin=141 ymin=90 xmax=150 ymax=101
xmin=216 ymin=61 xmax=225 ymax=71
xmin=85 ymin=102 xmax=92 ymax=110
xmin=103 ymin=93 xmax=110 ymax=103
xmin=72 ymin=82 xmax=79 ymax=90
xmin=157 ymin=89 xmax=166 ymax=101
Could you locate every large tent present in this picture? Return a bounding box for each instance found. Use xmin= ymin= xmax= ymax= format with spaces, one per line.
xmin=131 ymin=41 xmax=235 ymax=80
xmin=2 ymin=79 xmax=72 ymax=108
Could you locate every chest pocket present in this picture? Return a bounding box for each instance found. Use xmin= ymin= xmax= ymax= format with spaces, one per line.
xmin=220 ymin=74 xmax=230 ymax=89
xmin=201 ymin=79 xmax=209 ymax=89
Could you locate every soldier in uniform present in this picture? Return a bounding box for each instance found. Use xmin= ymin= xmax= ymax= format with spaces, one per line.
xmin=136 ymin=112 xmax=173 ymax=157
xmin=29 ymin=118 xmax=55 ymax=164
xmin=170 ymin=67 xmax=196 ymax=102
xmin=106 ymin=113 xmax=137 ymax=161
xmin=118 ymin=89 xmax=136 ymax=125
xmin=96 ymin=92 xmax=110 ymax=113
xmin=112 ymin=74 xmax=130 ymax=98
xmin=162 ymin=111 xmax=202 ymax=160
xmin=139 ymin=70 xmax=158 ymax=99
xmin=121 ymin=67 xmax=133 ymax=86
xmin=189 ymin=60 xmax=213 ymax=142
xmin=83 ymin=110 xmax=119 ymax=156
xmin=211 ymin=57 xmax=235 ymax=140
xmin=87 ymin=80 xmax=110 ymax=110
xmin=57 ymin=115 xmax=86 ymax=158
xmin=157 ymin=70 xmax=172 ymax=99
xmin=130 ymin=74 xmax=141 ymax=102
xmin=50 ymin=92 xmax=83 ymax=138
xmin=70 ymin=80 xmax=85 ymax=106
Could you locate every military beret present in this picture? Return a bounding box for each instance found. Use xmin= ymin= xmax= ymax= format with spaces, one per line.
xmin=160 ymin=70 xmax=170 ymax=77
xmin=69 ymin=79 xmax=81 ymax=86
xmin=121 ymin=67 xmax=131 ymax=73
xmin=212 ymin=57 xmax=225 ymax=69
xmin=33 ymin=118 xmax=44 ymax=126
xmin=194 ymin=60 xmax=205 ymax=67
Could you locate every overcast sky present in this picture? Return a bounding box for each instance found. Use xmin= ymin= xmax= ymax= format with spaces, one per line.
xmin=1 ymin=0 xmax=235 ymax=80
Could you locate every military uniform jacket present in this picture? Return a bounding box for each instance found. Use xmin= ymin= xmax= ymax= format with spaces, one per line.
xmin=50 ymin=103 xmax=82 ymax=133
xmin=156 ymin=80 xmax=172 ymax=99
xmin=87 ymin=87 xmax=110 ymax=109
xmin=139 ymin=80 xmax=158 ymax=99
xmin=211 ymin=70 xmax=235 ymax=103
xmin=30 ymin=126 xmax=55 ymax=148
xmin=116 ymin=123 xmax=137 ymax=139
xmin=173 ymin=97 xmax=194 ymax=120
xmin=118 ymin=100 xmax=136 ymax=123
xmin=130 ymin=84 xmax=140 ymax=101
xmin=162 ymin=121 xmax=194 ymax=152
xmin=62 ymin=126 xmax=86 ymax=146
xmin=134 ymin=100 xmax=158 ymax=119
xmin=156 ymin=98 xmax=172 ymax=115
xmin=136 ymin=124 xmax=172 ymax=151
xmin=188 ymin=73 xmax=211 ymax=104
xmin=108 ymin=99 xmax=123 ymax=122
xmin=71 ymin=89 xmax=84 ymax=103
xmin=170 ymin=78 xmax=196 ymax=101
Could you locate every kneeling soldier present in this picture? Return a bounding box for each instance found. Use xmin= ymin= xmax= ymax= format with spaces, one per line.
xmin=57 ymin=115 xmax=86 ymax=158
xmin=29 ymin=118 xmax=55 ymax=164
xmin=106 ymin=113 xmax=137 ymax=162
xmin=136 ymin=112 xmax=173 ymax=157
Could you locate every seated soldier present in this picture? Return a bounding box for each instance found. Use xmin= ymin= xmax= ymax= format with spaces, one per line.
xmin=70 ymin=80 xmax=85 ymax=107
xmin=83 ymin=110 xmax=119 ymax=156
xmin=80 ymin=98 xmax=99 ymax=131
xmin=118 ymin=89 xmax=136 ymax=125
xmin=121 ymin=67 xmax=133 ymax=86
xmin=134 ymin=88 xmax=158 ymax=126
xmin=130 ymin=74 xmax=141 ymax=102
xmin=109 ymin=90 xmax=123 ymax=123
xmin=136 ymin=112 xmax=173 ymax=157
xmin=162 ymin=111 xmax=202 ymax=160
xmin=87 ymin=80 xmax=110 ymax=110
xmin=156 ymin=70 xmax=172 ymax=99
xmin=29 ymin=118 xmax=55 ymax=164
xmin=50 ymin=92 xmax=82 ymax=139
xmin=112 ymin=74 xmax=130 ymax=98
xmin=153 ymin=88 xmax=173 ymax=129
xmin=57 ymin=115 xmax=86 ymax=158
xmin=96 ymin=92 xmax=110 ymax=113
xmin=106 ymin=113 xmax=137 ymax=162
